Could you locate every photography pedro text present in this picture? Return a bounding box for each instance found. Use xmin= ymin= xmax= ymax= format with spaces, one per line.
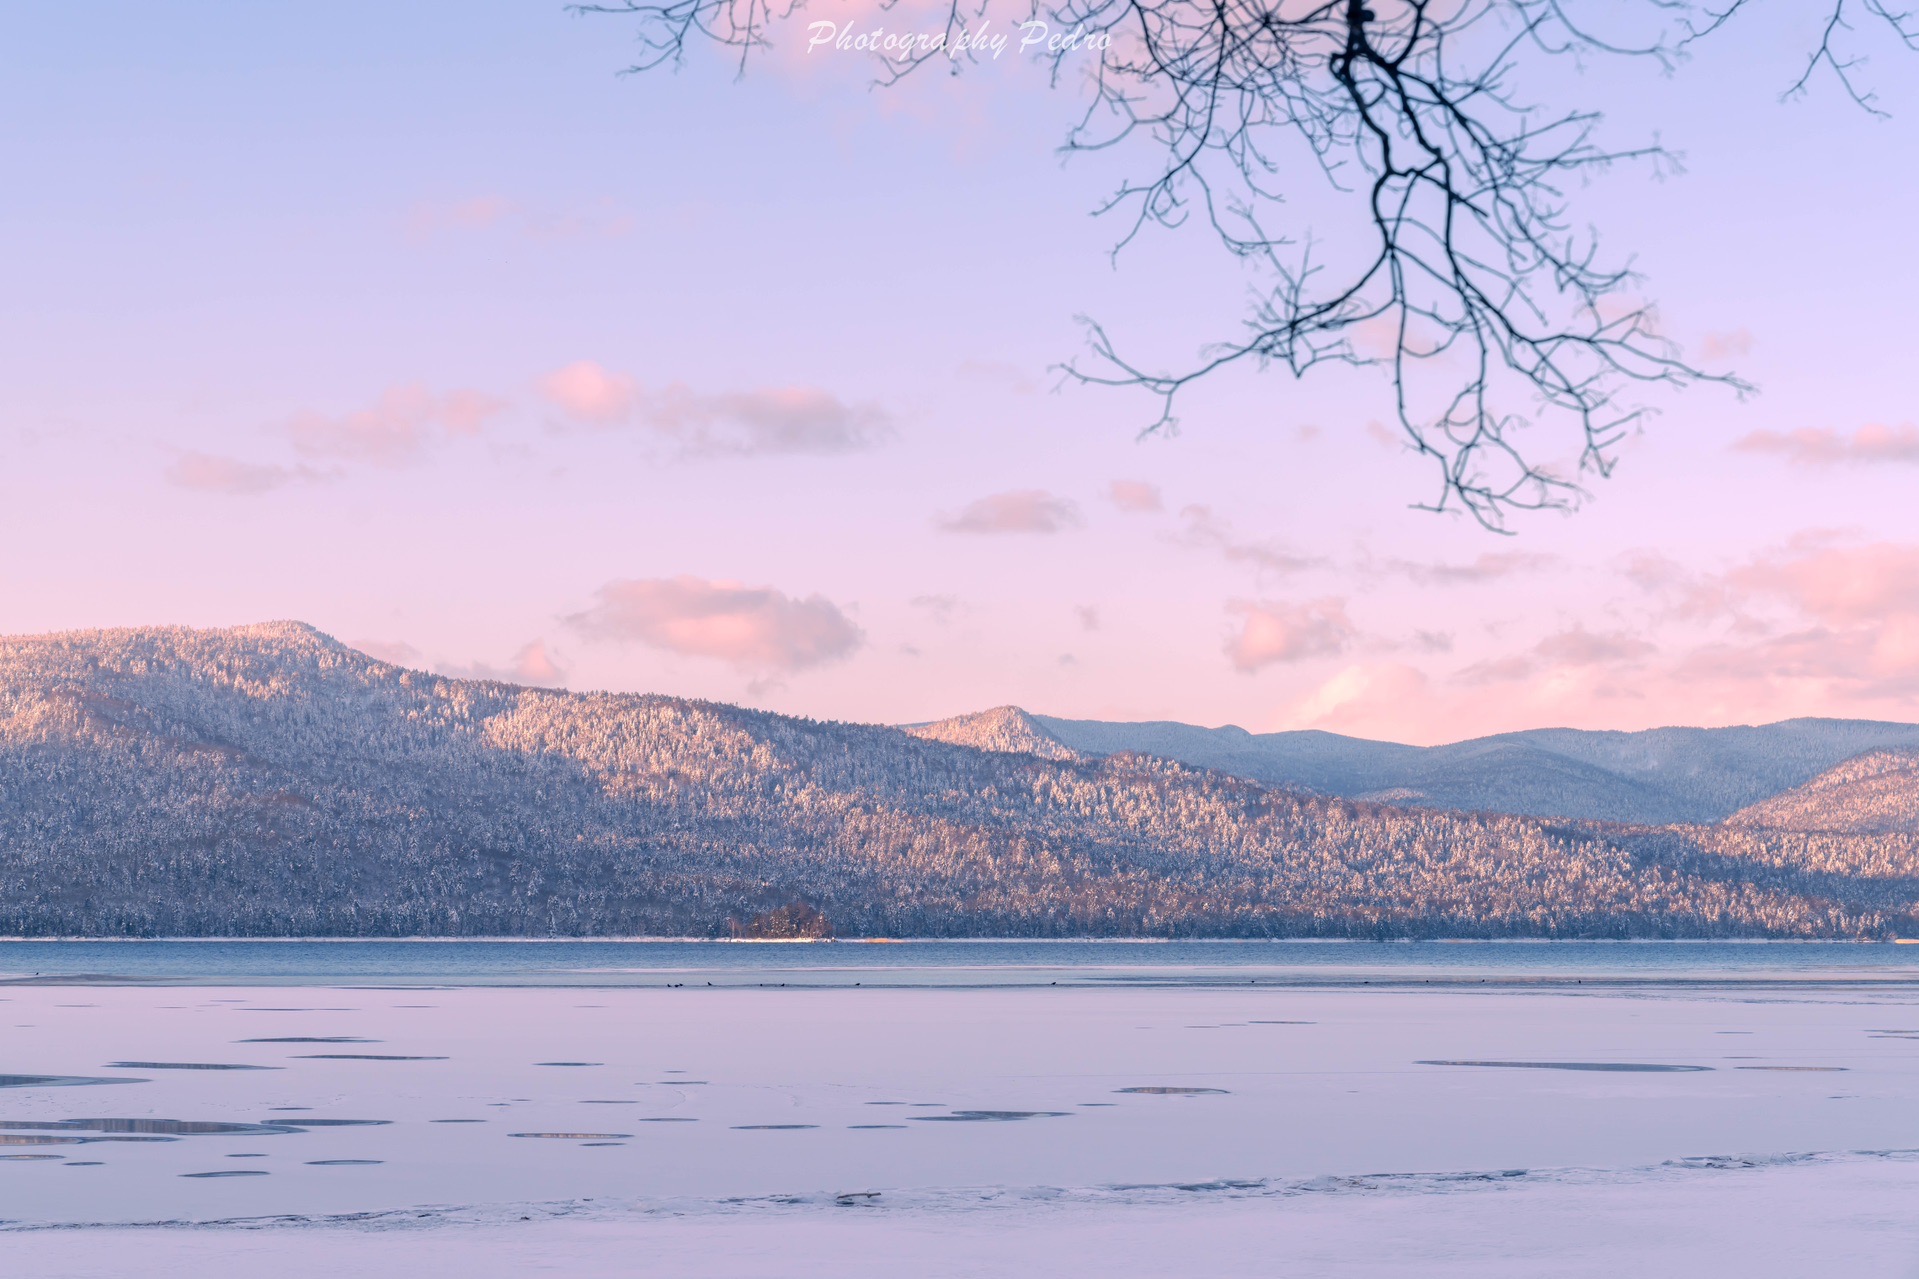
xmin=807 ymin=19 xmax=1111 ymax=61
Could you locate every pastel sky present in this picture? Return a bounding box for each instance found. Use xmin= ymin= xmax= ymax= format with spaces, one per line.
xmin=4 ymin=2 xmax=1917 ymax=744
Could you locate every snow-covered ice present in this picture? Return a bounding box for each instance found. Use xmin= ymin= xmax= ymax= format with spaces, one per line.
xmin=5 ymin=982 xmax=1919 ymax=1274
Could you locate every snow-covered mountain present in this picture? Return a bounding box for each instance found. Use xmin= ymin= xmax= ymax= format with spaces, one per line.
xmin=3 ymin=622 xmax=1918 ymax=938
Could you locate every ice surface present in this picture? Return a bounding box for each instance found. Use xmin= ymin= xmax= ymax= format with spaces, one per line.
xmin=5 ymin=983 xmax=1919 ymax=1274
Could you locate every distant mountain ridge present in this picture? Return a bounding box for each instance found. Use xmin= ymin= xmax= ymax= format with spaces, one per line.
xmin=5 ymin=623 xmax=1919 ymax=939
xmin=908 ymin=710 xmax=1919 ymax=826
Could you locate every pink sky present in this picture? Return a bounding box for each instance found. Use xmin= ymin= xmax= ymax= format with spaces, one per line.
xmin=2 ymin=2 xmax=1917 ymax=744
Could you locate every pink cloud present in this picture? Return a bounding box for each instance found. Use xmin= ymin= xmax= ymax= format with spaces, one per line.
xmin=1731 ymin=541 xmax=1919 ymax=626
xmin=538 ymin=362 xmax=887 ymax=454
xmin=539 ymin=360 xmax=640 ymax=425
xmin=1733 ymin=423 xmax=1919 ymax=467
xmin=164 ymin=451 xmax=324 ymax=496
xmin=285 ymin=384 xmax=501 ymax=465
xmin=567 ymin=576 xmax=863 ymax=673
xmin=1286 ymin=662 xmax=1436 ymax=736
xmin=1226 ymin=598 xmax=1354 ymax=671
xmin=438 ymin=640 xmax=569 ymax=688
xmin=938 ymin=490 xmax=1081 ymax=534
xmin=1107 ymin=480 xmax=1163 ymax=513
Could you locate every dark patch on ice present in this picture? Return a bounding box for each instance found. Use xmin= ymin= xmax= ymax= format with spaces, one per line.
xmin=63 ymin=1160 xmax=104 ymax=1166
xmin=0 ymin=1074 xmax=146 ymax=1089
xmin=637 ymin=1117 xmax=697 ymax=1123
xmin=263 ymin=1119 xmax=390 ymax=1128
xmin=0 ymin=1134 xmax=87 ymax=1146
xmin=1078 ymin=1103 xmax=1117 ymax=1107
xmin=239 ymin=1037 xmax=378 ymax=1044
xmin=1116 ymin=1087 xmax=1230 ymax=1095
xmin=106 ymin=1062 xmax=279 ymax=1071
xmin=181 ymin=1169 xmax=269 ymax=1178
xmin=228 ymin=1153 xmax=268 ymax=1158
xmin=293 ymin=1054 xmax=446 ymax=1061
xmin=509 ymin=1132 xmax=633 ymax=1139
xmin=0 ymin=1153 xmax=60 ymax=1160
xmin=732 ymin=1124 xmax=818 ymax=1130
xmin=307 ymin=1159 xmax=383 ymax=1165
xmin=581 ymin=1142 xmax=624 ymax=1147
xmin=911 ymin=1111 xmax=1071 ymax=1123
xmin=1417 ymin=1060 xmax=1712 ymax=1073
xmin=836 ymin=1191 xmax=882 ymax=1205
xmin=2 ymin=1119 xmax=293 ymax=1136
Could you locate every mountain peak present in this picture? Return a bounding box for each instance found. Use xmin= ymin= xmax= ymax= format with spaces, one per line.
xmin=903 ymin=705 xmax=1080 ymax=761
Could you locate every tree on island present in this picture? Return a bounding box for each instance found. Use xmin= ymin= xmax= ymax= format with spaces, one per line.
xmin=577 ymin=0 xmax=1914 ymax=528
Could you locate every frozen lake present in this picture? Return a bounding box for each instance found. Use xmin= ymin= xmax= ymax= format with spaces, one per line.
xmin=6 ymin=945 xmax=1919 ymax=1274
xmin=9 ymin=937 xmax=1919 ymax=985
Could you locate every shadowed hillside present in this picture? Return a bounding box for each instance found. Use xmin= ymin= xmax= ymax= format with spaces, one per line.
xmin=3 ymin=623 xmax=1919 ymax=938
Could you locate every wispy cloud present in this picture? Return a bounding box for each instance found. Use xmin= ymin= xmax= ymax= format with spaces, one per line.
xmin=1733 ymin=423 xmax=1919 ymax=467
xmin=538 ymin=361 xmax=890 ymax=456
xmin=1456 ymin=628 xmax=1655 ymax=685
xmin=165 ymin=451 xmax=329 ymax=496
xmin=937 ymin=490 xmax=1082 ymax=535
xmin=1378 ymin=551 xmax=1556 ymax=585
xmin=1174 ymin=505 xmax=1323 ymax=577
xmin=567 ymin=576 xmax=863 ymax=673
xmin=349 ymin=638 xmax=424 ymax=668
xmin=908 ymin=594 xmax=961 ymax=624
xmin=285 ymin=384 xmax=504 ymax=466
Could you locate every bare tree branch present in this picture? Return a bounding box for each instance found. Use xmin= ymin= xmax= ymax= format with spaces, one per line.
xmin=577 ymin=0 xmax=1913 ymax=528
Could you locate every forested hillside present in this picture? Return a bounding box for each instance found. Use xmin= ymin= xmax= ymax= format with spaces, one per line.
xmin=1727 ymin=749 xmax=1919 ymax=835
xmin=3 ymin=623 xmax=1918 ymax=938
